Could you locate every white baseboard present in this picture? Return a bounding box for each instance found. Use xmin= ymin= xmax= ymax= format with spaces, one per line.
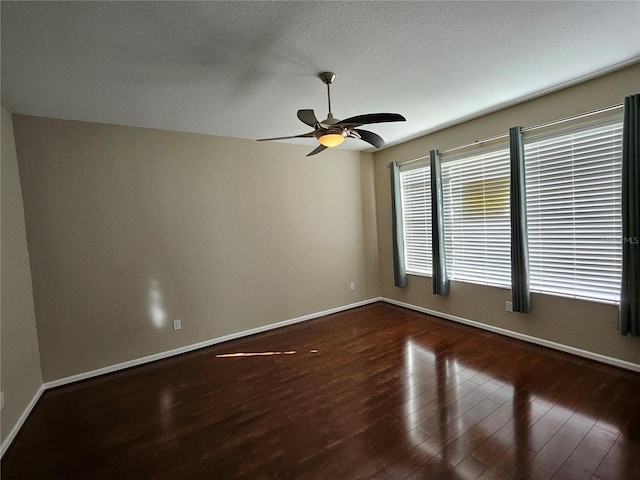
xmin=44 ymin=297 xmax=383 ymax=390
xmin=1 ymin=384 xmax=45 ymax=458
xmin=381 ymin=297 xmax=640 ymax=373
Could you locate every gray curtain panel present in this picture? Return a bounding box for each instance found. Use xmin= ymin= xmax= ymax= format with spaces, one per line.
xmin=509 ymin=126 xmax=531 ymax=313
xmin=620 ymin=94 xmax=639 ymax=336
xmin=430 ymin=150 xmax=449 ymax=295
xmin=389 ymin=162 xmax=407 ymax=288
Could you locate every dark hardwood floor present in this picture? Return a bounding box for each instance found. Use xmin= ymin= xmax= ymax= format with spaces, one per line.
xmin=3 ymin=302 xmax=640 ymax=479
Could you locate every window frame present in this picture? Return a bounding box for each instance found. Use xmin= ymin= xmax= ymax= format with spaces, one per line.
xmin=440 ymin=143 xmax=513 ymax=289
xmin=399 ymin=162 xmax=433 ymax=276
xmin=523 ymin=114 xmax=623 ymax=304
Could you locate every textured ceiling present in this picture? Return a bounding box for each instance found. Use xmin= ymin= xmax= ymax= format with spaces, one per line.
xmin=2 ymin=1 xmax=639 ymax=151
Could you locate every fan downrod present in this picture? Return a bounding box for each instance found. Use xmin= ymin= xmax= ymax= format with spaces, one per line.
xmin=319 ymin=72 xmax=337 ymax=124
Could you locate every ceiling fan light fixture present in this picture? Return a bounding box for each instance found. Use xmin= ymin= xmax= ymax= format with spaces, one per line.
xmin=256 ymin=72 xmax=406 ymax=156
xmin=318 ymin=132 xmax=345 ymax=147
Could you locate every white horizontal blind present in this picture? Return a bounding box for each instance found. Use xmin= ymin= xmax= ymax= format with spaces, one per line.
xmin=399 ymin=165 xmax=432 ymax=275
xmin=524 ymin=117 xmax=623 ymax=303
xmin=441 ymin=146 xmax=512 ymax=287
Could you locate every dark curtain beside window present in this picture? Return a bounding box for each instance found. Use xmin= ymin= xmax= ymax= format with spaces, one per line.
xmin=509 ymin=126 xmax=531 ymax=313
xmin=389 ymin=162 xmax=407 ymax=288
xmin=620 ymin=94 xmax=639 ymax=336
xmin=430 ymin=150 xmax=449 ymax=295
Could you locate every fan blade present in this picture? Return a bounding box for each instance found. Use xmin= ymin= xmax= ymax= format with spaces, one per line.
xmin=306 ymin=145 xmax=327 ymax=156
xmin=335 ymin=113 xmax=406 ymax=128
xmin=297 ymin=109 xmax=319 ymax=127
xmin=257 ymin=131 xmax=315 ymax=142
xmin=351 ymin=128 xmax=385 ymax=148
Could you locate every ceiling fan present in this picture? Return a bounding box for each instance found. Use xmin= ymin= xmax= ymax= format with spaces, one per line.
xmin=257 ymin=72 xmax=406 ymax=156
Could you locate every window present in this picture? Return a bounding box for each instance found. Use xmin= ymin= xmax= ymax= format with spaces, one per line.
xmin=395 ymin=113 xmax=622 ymax=304
xmin=524 ymin=117 xmax=623 ymax=303
xmin=399 ymin=165 xmax=432 ymax=275
xmin=441 ymin=146 xmax=512 ymax=287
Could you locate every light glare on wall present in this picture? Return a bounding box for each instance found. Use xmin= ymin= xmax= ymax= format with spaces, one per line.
xmin=148 ymin=279 xmax=167 ymax=328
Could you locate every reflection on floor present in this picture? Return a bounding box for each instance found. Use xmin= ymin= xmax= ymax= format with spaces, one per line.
xmin=402 ymin=340 xmax=632 ymax=479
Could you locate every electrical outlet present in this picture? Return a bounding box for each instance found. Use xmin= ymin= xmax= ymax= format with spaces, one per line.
xmin=505 ymin=301 xmax=513 ymax=312
xmin=1 ymin=391 xmax=5 ymax=410
xmin=350 ymin=282 xmax=355 ymax=290
xmin=173 ymin=319 xmax=182 ymax=330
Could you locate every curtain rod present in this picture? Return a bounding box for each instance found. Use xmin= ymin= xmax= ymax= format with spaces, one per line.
xmin=521 ymin=103 xmax=622 ymax=133
xmin=396 ymin=102 xmax=624 ymax=167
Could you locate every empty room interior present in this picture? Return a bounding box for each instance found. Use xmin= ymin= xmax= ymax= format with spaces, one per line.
xmin=1 ymin=2 xmax=640 ymax=479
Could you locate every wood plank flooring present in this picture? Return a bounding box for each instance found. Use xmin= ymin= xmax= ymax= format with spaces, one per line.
xmin=3 ymin=302 xmax=640 ymax=479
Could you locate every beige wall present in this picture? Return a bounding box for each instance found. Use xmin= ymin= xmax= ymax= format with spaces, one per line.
xmin=374 ymin=63 xmax=640 ymax=366
xmin=12 ymin=117 xmax=380 ymax=382
xmin=1 ymin=106 xmax=43 ymax=445
xmin=7 ymin=63 xmax=639 ymax=395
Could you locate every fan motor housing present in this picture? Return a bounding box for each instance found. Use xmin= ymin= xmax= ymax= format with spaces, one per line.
xmin=320 ymin=112 xmax=340 ymax=127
